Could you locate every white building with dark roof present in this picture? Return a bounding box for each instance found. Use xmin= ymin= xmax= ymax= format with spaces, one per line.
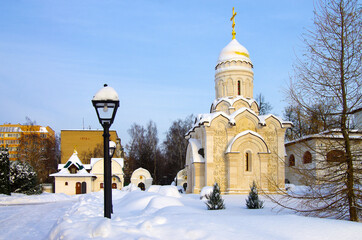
xmin=51 ymin=150 xmax=124 ymax=195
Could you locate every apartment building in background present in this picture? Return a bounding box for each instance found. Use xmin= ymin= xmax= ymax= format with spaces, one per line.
xmin=0 ymin=123 xmax=55 ymax=161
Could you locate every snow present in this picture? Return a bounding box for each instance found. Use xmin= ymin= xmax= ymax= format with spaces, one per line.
xmin=147 ymin=185 xmax=181 ymax=198
xmin=212 ymin=96 xmax=257 ymax=110
xmin=92 ymin=85 xmax=119 ymax=101
xmin=187 ymin=108 xmax=291 ymax=137
xmin=217 ymin=39 xmax=251 ymax=64
xmin=121 ymin=183 xmax=141 ymax=192
xmin=90 ymin=157 xmax=124 ymax=169
xmin=0 ymin=189 xmax=361 ymax=240
xmin=188 ymin=138 xmax=204 ymax=163
xmin=285 ymin=128 xmax=362 ymax=145
xmin=200 ymin=186 xmax=213 ymax=200
xmin=258 ymin=114 xmax=293 ymax=126
xmin=226 ymin=130 xmax=269 ymax=153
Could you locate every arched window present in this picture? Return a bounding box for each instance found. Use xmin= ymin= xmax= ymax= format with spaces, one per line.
xmin=81 ymin=182 xmax=87 ymax=194
xmin=303 ymin=151 xmax=312 ymax=164
xmin=245 ymin=151 xmax=252 ymax=171
xmin=238 ymin=80 xmax=241 ymax=95
xmin=289 ymin=154 xmax=295 ymax=167
xmin=327 ymin=150 xmax=345 ymax=162
xmin=138 ymin=182 xmax=146 ymax=191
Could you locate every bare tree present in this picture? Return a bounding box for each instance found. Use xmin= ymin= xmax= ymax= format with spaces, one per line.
xmin=163 ymin=115 xmax=194 ymax=179
xmin=125 ymin=121 xmax=160 ymax=183
xmin=146 ymin=121 xmax=159 ymax=183
xmin=280 ymin=0 xmax=361 ymax=221
xmin=283 ymin=103 xmax=339 ymax=141
xmin=17 ymin=119 xmax=59 ymax=184
xmin=79 ymin=143 xmax=103 ymax=164
xmin=255 ymin=93 xmax=273 ymax=115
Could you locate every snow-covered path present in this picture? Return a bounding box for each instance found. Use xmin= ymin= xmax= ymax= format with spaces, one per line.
xmin=0 ymin=201 xmax=74 ymax=240
xmin=0 ymin=188 xmax=361 ymax=240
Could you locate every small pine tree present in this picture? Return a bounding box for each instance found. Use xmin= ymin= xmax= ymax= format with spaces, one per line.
xmin=0 ymin=146 xmax=10 ymax=195
xmin=205 ymin=183 xmax=225 ymax=210
xmin=246 ymin=181 xmax=264 ymax=209
xmin=9 ymin=161 xmax=42 ymax=195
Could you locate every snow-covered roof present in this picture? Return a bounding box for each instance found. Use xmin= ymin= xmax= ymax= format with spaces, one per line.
xmin=186 ymin=108 xmax=292 ymax=137
xmin=62 ymin=150 xmax=85 ymax=170
xmin=229 ymin=107 xmax=259 ymax=122
xmin=226 ymin=130 xmax=269 ymax=153
xmin=211 ymin=96 xmax=257 ymax=110
xmin=50 ymin=168 xmax=95 ymax=177
xmin=90 ymin=157 xmax=124 ymax=168
xmin=188 ymin=138 xmax=205 ymax=163
xmin=259 ymin=114 xmax=293 ymax=127
xmin=131 ymin=167 xmax=152 ymax=179
xmin=216 ymin=39 xmax=252 ymax=66
xmin=61 ymin=129 xmax=115 ymax=131
xmin=39 ymin=127 xmax=48 ymax=133
xmin=285 ymin=129 xmax=362 ymax=145
xmin=52 ymin=150 xmax=95 ymax=177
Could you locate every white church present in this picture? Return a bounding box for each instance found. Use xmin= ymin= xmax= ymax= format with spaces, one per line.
xmin=185 ymin=8 xmax=292 ymax=194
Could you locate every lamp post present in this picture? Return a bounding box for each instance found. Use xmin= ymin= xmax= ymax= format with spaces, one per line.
xmin=109 ymin=140 xmax=116 ymax=214
xmin=109 ymin=140 xmax=116 ymax=158
xmin=92 ymin=84 xmax=119 ymax=219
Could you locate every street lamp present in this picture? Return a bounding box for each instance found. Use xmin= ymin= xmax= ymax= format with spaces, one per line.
xmin=109 ymin=140 xmax=116 ymax=158
xmin=109 ymin=140 xmax=116 ymax=214
xmin=92 ymin=84 xmax=119 ymax=219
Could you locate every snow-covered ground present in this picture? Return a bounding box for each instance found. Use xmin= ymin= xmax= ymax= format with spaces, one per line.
xmin=0 ymin=186 xmax=361 ymax=240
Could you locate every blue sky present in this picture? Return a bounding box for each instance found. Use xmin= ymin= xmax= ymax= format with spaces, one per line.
xmin=0 ymin=0 xmax=314 ymax=145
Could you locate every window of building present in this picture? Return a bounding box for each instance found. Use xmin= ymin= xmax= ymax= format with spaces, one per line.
xmin=5 ymin=133 xmax=20 ymax=138
xmin=289 ymin=154 xmax=295 ymax=166
xmin=327 ymin=150 xmax=345 ymax=162
xmin=69 ymin=165 xmax=77 ymax=174
xmin=245 ymin=151 xmax=252 ymax=171
xmin=100 ymin=183 xmax=104 ymax=188
xmin=5 ymin=140 xmax=19 ymax=144
xmin=238 ymin=81 xmax=241 ymax=95
xmin=303 ymin=151 xmax=312 ymax=164
xmin=65 ymin=182 xmax=68 ymax=186
xmin=81 ymin=182 xmax=87 ymax=194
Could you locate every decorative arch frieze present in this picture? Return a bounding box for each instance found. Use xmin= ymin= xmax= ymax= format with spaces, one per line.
xmin=226 ymin=131 xmax=269 ymax=154
xmin=233 ymin=99 xmax=251 ymax=110
xmin=233 ymin=109 xmax=259 ymax=132
xmin=215 ymin=101 xmax=231 ymax=114
xmin=208 ymin=113 xmax=230 ymax=127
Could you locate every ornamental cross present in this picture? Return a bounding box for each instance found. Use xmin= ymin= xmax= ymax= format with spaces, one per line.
xmin=230 ymin=7 xmax=237 ymax=39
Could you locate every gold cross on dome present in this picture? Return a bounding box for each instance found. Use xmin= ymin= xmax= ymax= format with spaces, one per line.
xmin=230 ymin=7 xmax=237 ymax=39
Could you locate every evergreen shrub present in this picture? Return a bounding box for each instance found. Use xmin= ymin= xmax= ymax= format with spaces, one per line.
xmin=246 ymin=181 xmax=264 ymax=209
xmin=205 ymin=182 xmax=225 ymax=210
